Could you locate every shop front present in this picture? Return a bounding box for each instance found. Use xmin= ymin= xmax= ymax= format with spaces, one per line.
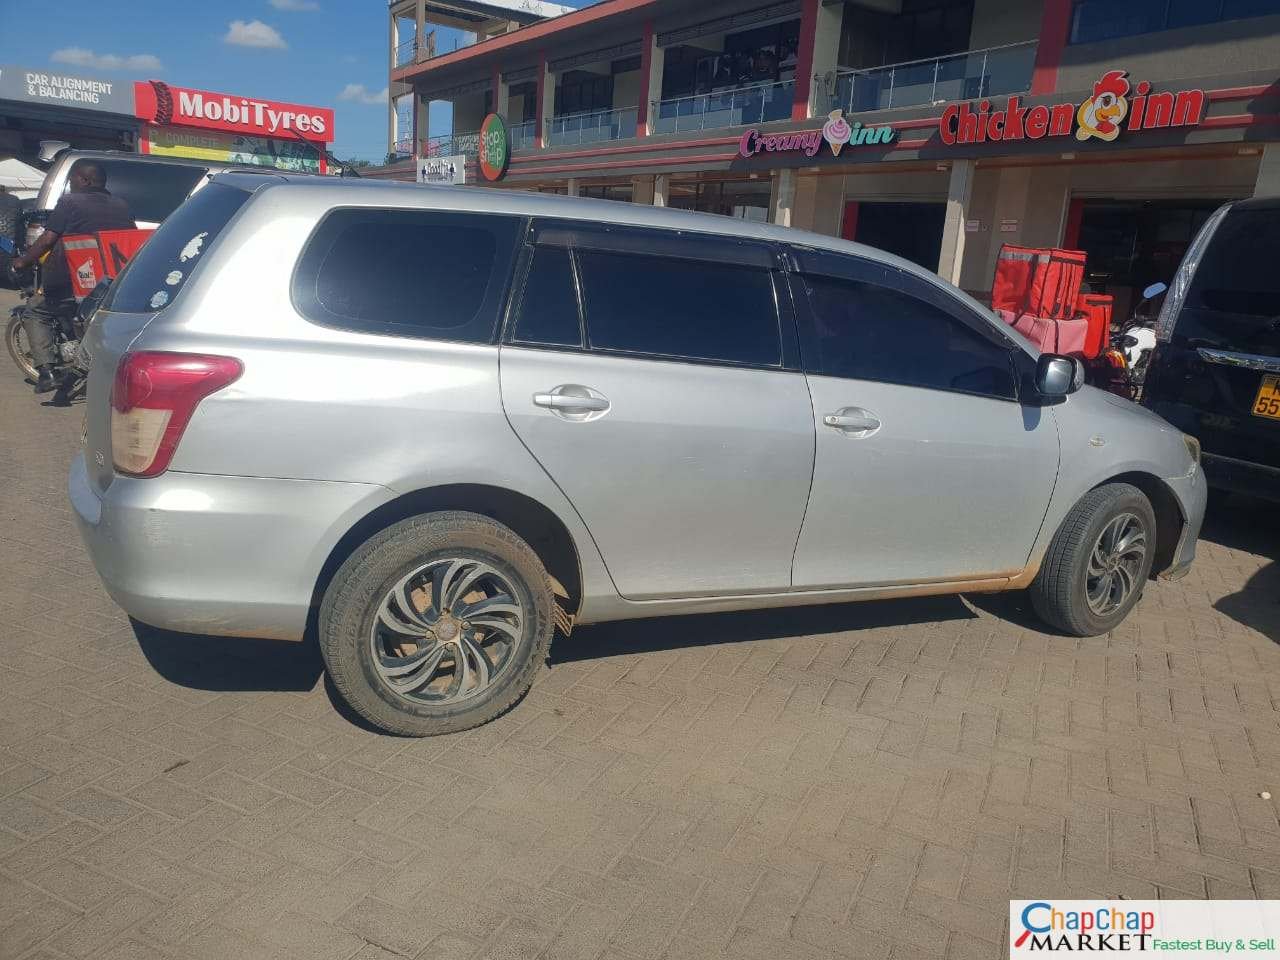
xmin=134 ymin=82 xmax=335 ymax=173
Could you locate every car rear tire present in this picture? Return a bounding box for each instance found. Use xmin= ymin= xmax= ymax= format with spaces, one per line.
xmin=319 ymin=511 xmax=555 ymax=736
xmin=1029 ymin=483 xmax=1156 ymax=637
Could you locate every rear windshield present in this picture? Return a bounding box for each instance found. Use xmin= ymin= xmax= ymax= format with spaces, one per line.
xmin=1187 ymin=208 xmax=1280 ymax=319
xmin=107 ymin=181 xmax=250 ymax=313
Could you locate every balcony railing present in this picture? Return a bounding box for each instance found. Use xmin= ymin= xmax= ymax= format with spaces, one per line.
xmin=510 ymin=119 xmax=539 ymax=152
xmin=828 ymin=40 xmax=1037 ymax=114
xmin=651 ymin=79 xmax=796 ymax=135
xmin=394 ymin=29 xmax=479 ymax=67
xmin=548 ymin=106 xmax=639 ymax=146
xmin=422 ymin=129 xmax=480 ymax=157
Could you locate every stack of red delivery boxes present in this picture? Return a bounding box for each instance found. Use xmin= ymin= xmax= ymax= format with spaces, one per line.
xmin=990 ymin=244 xmax=1111 ymax=359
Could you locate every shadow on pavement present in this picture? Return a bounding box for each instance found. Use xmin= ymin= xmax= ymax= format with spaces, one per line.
xmin=1203 ymin=493 xmax=1280 ymax=640
xmin=131 ymin=618 xmax=324 ymax=693
xmin=551 ymin=594 xmax=975 ymax=665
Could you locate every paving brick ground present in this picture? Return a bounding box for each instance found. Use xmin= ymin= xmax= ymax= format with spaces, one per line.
xmin=1 ymin=289 xmax=1279 ymax=959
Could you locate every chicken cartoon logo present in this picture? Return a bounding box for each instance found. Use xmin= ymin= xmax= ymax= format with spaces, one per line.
xmin=1076 ymin=70 xmax=1130 ymax=142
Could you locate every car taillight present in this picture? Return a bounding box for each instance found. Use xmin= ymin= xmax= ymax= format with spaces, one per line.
xmin=111 ymin=351 xmax=242 ymax=478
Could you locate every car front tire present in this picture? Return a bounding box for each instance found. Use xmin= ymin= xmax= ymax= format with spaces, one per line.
xmin=319 ymin=511 xmax=555 ymax=736
xmin=1030 ymin=483 xmax=1157 ymax=637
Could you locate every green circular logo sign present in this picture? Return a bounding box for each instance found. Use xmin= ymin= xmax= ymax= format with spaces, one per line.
xmin=479 ymin=113 xmax=510 ymax=182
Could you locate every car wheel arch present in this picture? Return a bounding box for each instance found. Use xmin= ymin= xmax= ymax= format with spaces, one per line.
xmin=1090 ymin=471 xmax=1183 ymax=578
xmin=309 ymin=483 xmax=583 ymax=629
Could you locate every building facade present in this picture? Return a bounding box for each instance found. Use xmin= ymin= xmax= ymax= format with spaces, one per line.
xmin=388 ymin=0 xmax=1280 ymax=314
xmin=0 ymin=66 xmax=335 ymax=174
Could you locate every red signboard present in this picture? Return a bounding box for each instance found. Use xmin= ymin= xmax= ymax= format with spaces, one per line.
xmin=940 ymin=70 xmax=1206 ymax=147
xmin=134 ymin=80 xmax=334 ymax=143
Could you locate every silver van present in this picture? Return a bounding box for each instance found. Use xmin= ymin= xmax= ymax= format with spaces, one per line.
xmin=32 ymin=149 xmax=250 ymax=231
xmin=72 ymin=173 xmax=1206 ymax=735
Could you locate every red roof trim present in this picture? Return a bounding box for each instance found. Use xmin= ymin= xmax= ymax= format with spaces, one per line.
xmin=393 ymin=0 xmax=659 ymax=80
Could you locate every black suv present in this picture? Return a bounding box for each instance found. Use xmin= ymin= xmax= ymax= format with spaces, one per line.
xmin=1144 ymin=197 xmax=1280 ymax=501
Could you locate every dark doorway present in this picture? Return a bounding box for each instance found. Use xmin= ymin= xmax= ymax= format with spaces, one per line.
xmin=1070 ymin=198 xmax=1233 ymax=320
xmin=844 ymin=201 xmax=946 ymax=271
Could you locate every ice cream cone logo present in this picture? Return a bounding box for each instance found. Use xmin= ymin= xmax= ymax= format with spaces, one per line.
xmin=1076 ymin=70 xmax=1130 ymax=142
xmin=822 ymin=109 xmax=852 ymax=156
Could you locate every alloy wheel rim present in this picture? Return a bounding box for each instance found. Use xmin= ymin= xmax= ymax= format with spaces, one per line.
xmin=1085 ymin=512 xmax=1147 ymax=617
xmin=369 ymin=557 xmax=524 ymax=705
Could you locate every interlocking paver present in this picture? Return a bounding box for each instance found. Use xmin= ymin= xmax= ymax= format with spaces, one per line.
xmin=2 ymin=289 xmax=1280 ymax=958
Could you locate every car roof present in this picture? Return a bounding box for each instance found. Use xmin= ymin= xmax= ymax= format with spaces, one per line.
xmin=214 ymin=170 xmax=929 ymax=274
xmin=1222 ymin=195 xmax=1280 ymax=213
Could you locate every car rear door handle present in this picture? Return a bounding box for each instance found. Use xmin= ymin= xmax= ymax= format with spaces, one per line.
xmin=532 ymin=385 xmax=611 ymax=419
xmin=823 ymin=408 xmax=881 ymax=436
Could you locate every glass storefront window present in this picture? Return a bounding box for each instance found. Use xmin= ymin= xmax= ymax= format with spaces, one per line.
xmin=666 ymin=179 xmax=771 ymax=221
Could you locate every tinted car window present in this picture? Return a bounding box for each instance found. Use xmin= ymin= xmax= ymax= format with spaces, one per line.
xmin=1187 ymin=208 xmax=1280 ymax=320
xmin=576 ymin=249 xmax=780 ymax=366
xmin=95 ymin=160 xmax=207 ymax=224
xmin=294 ymin=209 xmax=520 ymax=343
xmin=512 ymin=245 xmax=582 ymax=348
xmin=108 ymin=181 xmax=250 ymax=313
xmin=801 ymin=272 xmax=1017 ymax=399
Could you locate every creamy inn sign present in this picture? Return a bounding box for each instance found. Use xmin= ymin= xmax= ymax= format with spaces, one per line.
xmin=940 ymin=70 xmax=1206 ymax=146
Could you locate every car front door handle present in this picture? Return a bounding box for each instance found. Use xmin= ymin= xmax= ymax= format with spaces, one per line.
xmin=534 ymin=393 xmax=609 ymax=412
xmin=532 ymin=385 xmax=611 ymax=419
xmin=823 ymin=408 xmax=881 ymax=436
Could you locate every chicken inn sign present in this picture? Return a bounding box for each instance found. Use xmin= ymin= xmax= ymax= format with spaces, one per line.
xmin=940 ymin=70 xmax=1206 ymax=146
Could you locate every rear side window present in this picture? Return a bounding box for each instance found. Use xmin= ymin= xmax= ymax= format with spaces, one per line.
xmin=512 ymin=245 xmax=582 ymax=348
xmin=108 ymin=181 xmax=250 ymax=313
xmin=575 ymin=249 xmax=781 ymax=366
xmin=294 ymin=208 xmax=520 ymax=343
xmin=97 ymin=160 xmax=207 ymax=223
xmin=1187 ymin=208 xmax=1280 ymax=318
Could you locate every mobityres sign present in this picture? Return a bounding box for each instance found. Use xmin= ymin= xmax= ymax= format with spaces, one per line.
xmin=134 ymin=81 xmax=335 ymax=143
xmin=0 ymin=65 xmax=136 ymax=115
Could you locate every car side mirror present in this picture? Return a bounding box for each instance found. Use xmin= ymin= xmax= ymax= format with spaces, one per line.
xmin=1036 ymin=354 xmax=1084 ymax=398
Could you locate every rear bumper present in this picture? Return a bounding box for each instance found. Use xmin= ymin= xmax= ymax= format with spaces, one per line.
xmin=1202 ymin=451 xmax=1280 ymax=502
xmin=69 ymin=453 xmax=394 ymax=641
xmin=1157 ymin=463 xmax=1207 ymax=581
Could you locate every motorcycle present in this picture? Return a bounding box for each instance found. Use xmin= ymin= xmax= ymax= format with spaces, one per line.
xmin=5 ymin=254 xmax=109 ymax=403
xmin=1085 ymin=281 xmax=1168 ymax=400
xmin=1114 ymin=282 xmax=1166 ymax=391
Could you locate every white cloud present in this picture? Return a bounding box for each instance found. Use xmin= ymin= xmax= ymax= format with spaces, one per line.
xmin=51 ymin=47 xmax=163 ymax=72
xmin=338 ymin=83 xmax=388 ymax=105
xmin=224 ymin=20 xmax=287 ymax=49
xmin=269 ymin=0 xmax=319 ymax=10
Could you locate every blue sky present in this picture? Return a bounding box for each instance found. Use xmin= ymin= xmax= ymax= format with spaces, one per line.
xmin=0 ymin=0 xmax=589 ymax=161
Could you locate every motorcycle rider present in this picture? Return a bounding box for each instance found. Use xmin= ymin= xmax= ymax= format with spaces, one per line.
xmin=10 ymin=160 xmax=134 ymax=393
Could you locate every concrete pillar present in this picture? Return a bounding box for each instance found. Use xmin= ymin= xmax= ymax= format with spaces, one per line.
xmin=1254 ymin=143 xmax=1280 ymax=196
xmin=807 ymin=2 xmax=843 ymax=119
xmin=937 ymin=159 xmax=974 ymax=285
xmin=492 ymin=70 xmax=509 ymax=117
xmin=566 ymin=178 xmax=580 ymax=197
xmin=413 ymin=96 xmax=430 ymax=156
xmin=653 ymin=173 xmax=669 ymax=207
xmin=414 ymin=0 xmax=426 ymax=62
xmin=638 ymin=25 xmax=665 ymax=135
xmin=771 ymin=168 xmax=797 ymax=228
xmin=536 ymin=56 xmax=555 ymax=147
xmin=632 ymin=176 xmax=655 ymax=205
xmin=792 ymin=174 xmax=843 ymax=236
xmin=388 ymin=15 xmax=400 ymax=155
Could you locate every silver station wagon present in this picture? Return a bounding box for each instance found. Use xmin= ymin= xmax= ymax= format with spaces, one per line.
xmin=72 ymin=173 xmax=1206 ymax=735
